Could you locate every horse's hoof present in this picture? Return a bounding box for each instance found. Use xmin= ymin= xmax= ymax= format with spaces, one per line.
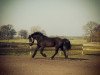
xmin=50 ymin=57 xmax=54 ymax=60
xmin=32 ymin=56 xmax=35 ymax=58
xmin=64 ymin=58 xmax=67 ymax=60
xmin=65 ymin=57 xmax=68 ymax=59
xmin=43 ymin=54 xmax=47 ymax=57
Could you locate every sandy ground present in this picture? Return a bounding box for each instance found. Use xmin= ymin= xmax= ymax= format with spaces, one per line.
xmin=0 ymin=55 xmax=100 ymax=75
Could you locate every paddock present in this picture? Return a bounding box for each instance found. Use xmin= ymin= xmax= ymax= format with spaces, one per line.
xmin=0 ymin=54 xmax=100 ymax=75
xmin=0 ymin=42 xmax=100 ymax=75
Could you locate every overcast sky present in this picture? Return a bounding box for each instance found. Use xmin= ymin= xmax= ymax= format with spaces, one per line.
xmin=0 ymin=0 xmax=100 ymax=36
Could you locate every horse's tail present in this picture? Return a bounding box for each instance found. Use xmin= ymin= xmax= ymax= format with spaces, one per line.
xmin=62 ymin=39 xmax=71 ymax=50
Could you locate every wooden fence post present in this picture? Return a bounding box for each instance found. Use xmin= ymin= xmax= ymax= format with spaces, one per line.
xmin=81 ymin=44 xmax=84 ymax=55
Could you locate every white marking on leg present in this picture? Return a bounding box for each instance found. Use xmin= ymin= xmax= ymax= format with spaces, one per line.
xmin=30 ymin=51 xmax=32 ymax=55
xmin=30 ymin=46 xmax=32 ymax=49
xmin=59 ymin=51 xmax=62 ymax=56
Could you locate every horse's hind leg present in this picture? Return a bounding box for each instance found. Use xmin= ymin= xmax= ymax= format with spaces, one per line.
xmin=51 ymin=47 xmax=59 ymax=59
xmin=40 ymin=47 xmax=47 ymax=57
xmin=62 ymin=50 xmax=68 ymax=59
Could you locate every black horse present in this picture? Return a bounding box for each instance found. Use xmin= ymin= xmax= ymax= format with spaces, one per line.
xmin=28 ymin=32 xmax=71 ymax=59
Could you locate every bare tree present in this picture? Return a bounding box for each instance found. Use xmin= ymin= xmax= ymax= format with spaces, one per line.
xmin=31 ymin=26 xmax=46 ymax=35
xmin=93 ymin=25 xmax=100 ymax=42
xmin=31 ymin=26 xmax=41 ymax=33
xmin=83 ymin=21 xmax=98 ymax=42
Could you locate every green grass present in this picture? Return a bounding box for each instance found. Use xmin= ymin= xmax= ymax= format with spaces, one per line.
xmin=0 ymin=39 xmax=28 ymax=43
xmin=70 ymin=39 xmax=87 ymax=44
xmin=0 ymin=38 xmax=87 ymax=44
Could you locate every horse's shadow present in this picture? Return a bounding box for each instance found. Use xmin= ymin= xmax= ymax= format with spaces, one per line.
xmin=67 ymin=58 xmax=88 ymax=61
xmin=34 ymin=57 xmax=88 ymax=61
xmin=86 ymin=54 xmax=100 ymax=56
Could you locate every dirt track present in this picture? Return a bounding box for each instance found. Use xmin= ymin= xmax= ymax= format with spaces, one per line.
xmin=0 ymin=55 xmax=100 ymax=75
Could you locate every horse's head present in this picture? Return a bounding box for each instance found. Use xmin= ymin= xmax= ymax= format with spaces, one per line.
xmin=28 ymin=32 xmax=45 ymax=46
xmin=31 ymin=32 xmax=45 ymax=40
xmin=28 ymin=35 xmax=34 ymax=46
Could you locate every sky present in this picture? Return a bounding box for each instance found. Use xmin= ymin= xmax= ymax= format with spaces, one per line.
xmin=0 ymin=0 xmax=100 ymax=36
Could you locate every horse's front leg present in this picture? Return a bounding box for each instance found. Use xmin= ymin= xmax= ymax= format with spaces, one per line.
xmin=40 ymin=47 xmax=47 ymax=57
xmin=51 ymin=47 xmax=59 ymax=59
xmin=32 ymin=46 xmax=40 ymax=58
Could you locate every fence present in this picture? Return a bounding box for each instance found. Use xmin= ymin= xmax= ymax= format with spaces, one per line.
xmin=0 ymin=42 xmax=100 ymax=55
xmin=0 ymin=42 xmax=83 ymax=50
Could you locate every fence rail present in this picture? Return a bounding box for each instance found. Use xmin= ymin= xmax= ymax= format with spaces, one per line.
xmin=0 ymin=42 xmax=100 ymax=55
xmin=0 ymin=42 xmax=100 ymax=51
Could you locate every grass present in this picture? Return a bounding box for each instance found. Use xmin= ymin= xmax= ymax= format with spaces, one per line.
xmin=70 ymin=39 xmax=87 ymax=44
xmin=0 ymin=38 xmax=87 ymax=44
xmin=0 ymin=39 xmax=28 ymax=43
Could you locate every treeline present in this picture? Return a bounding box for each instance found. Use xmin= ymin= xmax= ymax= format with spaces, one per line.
xmin=0 ymin=21 xmax=100 ymax=42
xmin=0 ymin=24 xmax=46 ymax=40
xmin=0 ymin=24 xmax=28 ymax=39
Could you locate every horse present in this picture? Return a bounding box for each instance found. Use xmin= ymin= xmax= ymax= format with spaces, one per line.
xmin=28 ymin=32 xmax=71 ymax=59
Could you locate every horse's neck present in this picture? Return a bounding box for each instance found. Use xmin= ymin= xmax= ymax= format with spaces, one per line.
xmin=34 ymin=37 xmax=42 ymax=42
xmin=36 ymin=36 xmax=47 ymax=42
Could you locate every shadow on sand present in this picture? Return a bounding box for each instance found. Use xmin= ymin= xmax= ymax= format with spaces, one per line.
xmin=34 ymin=57 xmax=88 ymax=61
xmin=67 ymin=58 xmax=88 ymax=61
xmin=86 ymin=54 xmax=100 ymax=56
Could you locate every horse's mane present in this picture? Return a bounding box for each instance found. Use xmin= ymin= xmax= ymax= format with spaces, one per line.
xmin=31 ymin=32 xmax=46 ymax=37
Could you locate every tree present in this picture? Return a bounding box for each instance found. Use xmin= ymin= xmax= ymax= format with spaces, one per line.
xmin=9 ymin=29 xmax=16 ymax=39
xmin=83 ymin=21 xmax=99 ymax=42
xmin=18 ymin=30 xmax=28 ymax=39
xmin=93 ymin=25 xmax=100 ymax=42
xmin=31 ymin=26 xmax=46 ymax=35
xmin=83 ymin=21 xmax=97 ymax=42
xmin=31 ymin=26 xmax=41 ymax=33
xmin=0 ymin=24 xmax=16 ymax=39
